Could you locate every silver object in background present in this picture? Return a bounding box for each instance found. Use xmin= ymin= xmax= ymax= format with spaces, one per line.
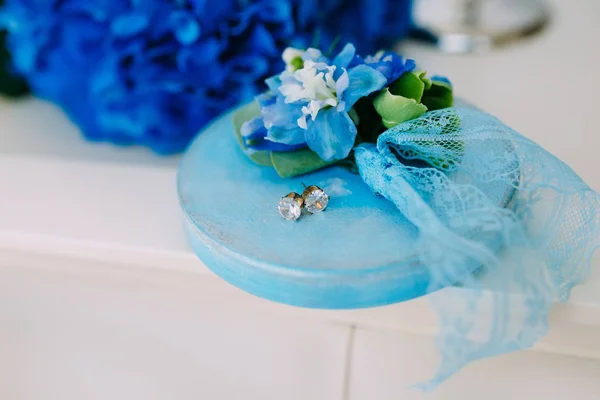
xmin=411 ymin=0 xmax=551 ymax=53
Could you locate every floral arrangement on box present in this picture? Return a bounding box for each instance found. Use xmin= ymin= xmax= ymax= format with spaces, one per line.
xmin=237 ymin=43 xmax=454 ymax=178
xmin=229 ymin=42 xmax=600 ymax=389
xmin=0 ymin=0 xmax=412 ymax=153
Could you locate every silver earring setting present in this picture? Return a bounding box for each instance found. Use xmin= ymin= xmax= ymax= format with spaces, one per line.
xmin=302 ymin=185 xmax=329 ymax=214
xmin=278 ymin=193 xmax=304 ymax=221
xmin=278 ymin=185 xmax=329 ymax=221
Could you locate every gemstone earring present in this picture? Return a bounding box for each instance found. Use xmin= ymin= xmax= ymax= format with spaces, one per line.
xmin=278 ymin=193 xmax=304 ymax=221
xmin=302 ymin=185 xmax=329 ymax=214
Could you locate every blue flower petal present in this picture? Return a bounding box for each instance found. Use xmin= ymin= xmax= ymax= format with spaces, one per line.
xmin=170 ymin=11 xmax=201 ymax=45
xmin=241 ymin=117 xmax=265 ymax=139
xmin=262 ymin=97 xmax=306 ymax=145
xmin=241 ymin=117 xmax=305 ymax=152
xmin=250 ymin=140 xmax=306 ymax=152
xmin=267 ymin=125 xmax=307 ymax=145
xmin=335 ymin=70 xmax=350 ymax=100
xmin=188 ymin=0 xmax=236 ymax=33
xmin=110 ymin=12 xmax=149 ymax=37
xmin=176 ymin=39 xmax=223 ymax=77
xmin=264 ymin=75 xmax=281 ymax=92
xmin=305 ymin=108 xmax=357 ymax=161
xmin=302 ymin=48 xmax=329 ymax=64
xmin=431 ymin=75 xmax=452 ymax=86
xmin=256 ymin=92 xmax=276 ymax=108
xmin=347 ymin=54 xmax=365 ymax=69
xmin=367 ymin=53 xmax=415 ymax=85
xmin=228 ymin=54 xmax=269 ymax=81
xmin=333 ymin=43 xmax=356 ymax=69
xmin=263 ymin=95 xmax=301 ymax=123
xmin=248 ymin=24 xmax=278 ymax=56
xmin=256 ymin=0 xmax=293 ymax=24
xmin=343 ymin=65 xmax=387 ymax=110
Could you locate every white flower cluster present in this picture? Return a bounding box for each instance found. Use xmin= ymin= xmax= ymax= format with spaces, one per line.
xmin=279 ymin=48 xmax=349 ymax=129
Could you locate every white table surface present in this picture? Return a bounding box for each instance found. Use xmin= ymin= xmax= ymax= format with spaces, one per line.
xmin=1 ymin=0 xmax=599 ymax=359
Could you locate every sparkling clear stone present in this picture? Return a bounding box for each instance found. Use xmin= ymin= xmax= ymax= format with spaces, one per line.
xmin=278 ymin=197 xmax=302 ymax=221
xmin=304 ymin=189 xmax=329 ymax=213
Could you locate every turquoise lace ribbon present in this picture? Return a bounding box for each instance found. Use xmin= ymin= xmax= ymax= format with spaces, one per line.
xmin=354 ymin=106 xmax=600 ymax=389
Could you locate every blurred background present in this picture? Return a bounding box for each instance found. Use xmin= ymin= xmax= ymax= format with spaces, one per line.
xmin=0 ymin=0 xmax=552 ymax=154
xmin=1 ymin=0 xmax=599 ymax=399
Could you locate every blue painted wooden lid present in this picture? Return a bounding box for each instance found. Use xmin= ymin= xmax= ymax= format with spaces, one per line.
xmin=178 ymin=109 xmax=514 ymax=309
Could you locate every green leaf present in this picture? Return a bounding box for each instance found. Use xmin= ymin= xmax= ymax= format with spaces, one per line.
xmin=289 ymin=56 xmax=304 ymax=72
xmin=420 ymin=71 xmax=433 ymax=91
xmin=232 ymin=101 xmax=273 ymax=167
xmin=373 ymin=88 xmax=428 ymax=129
xmin=353 ymin=96 xmax=386 ymax=144
xmin=271 ymin=148 xmax=337 ymax=178
xmin=348 ymin=107 xmax=360 ymax=125
xmin=389 ymin=71 xmax=430 ymax=102
xmin=421 ymin=80 xmax=454 ymax=111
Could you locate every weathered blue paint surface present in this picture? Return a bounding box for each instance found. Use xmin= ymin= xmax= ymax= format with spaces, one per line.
xmin=178 ymin=109 xmax=510 ymax=309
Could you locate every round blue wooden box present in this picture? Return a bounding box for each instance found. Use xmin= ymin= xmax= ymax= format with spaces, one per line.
xmin=178 ymin=108 xmax=515 ymax=309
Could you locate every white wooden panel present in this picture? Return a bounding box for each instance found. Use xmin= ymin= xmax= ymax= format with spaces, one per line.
xmin=349 ymin=328 xmax=600 ymax=400
xmin=0 ymin=266 xmax=349 ymax=400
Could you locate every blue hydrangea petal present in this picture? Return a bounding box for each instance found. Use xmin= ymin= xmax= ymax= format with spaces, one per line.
xmin=367 ymin=53 xmax=416 ymax=85
xmin=301 ymin=48 xmax=330 ymax=64
xmin=265 ymin=75 xmax=282 ymax=92
xmin=333 ymin=43 xmax=356 ymax=69
xmin=176 ymin=38 xmax=223 ymax=70
xmin=169 ymin=11 xmax=201 ymax=45
xmin=256 ymin=92 xmax=276 ymax=108
xmin=110 ymin=12 xmax=149 ymax=37
xmin=228 ymin=54 xmax=270 ymax=82
xmin=335 ymin=70 xmax=350 ymax=100
xmin=305 ymin=108 xmax=357 ymax=161
xmin=294 ymin=0 xmax=319 ymax=27
xmin=262 ymin=96 xmax=301 ymax=128
xmin=256 ymin=0 xmax=293 ymax=24
xmin=249 ymin=139 xmax=306 ymax=152
xmin=248 ymin=24 xmax=278 ymax=56
xmin=188 ymin=0 xmax=236 ymax=33
xmin=266 ymin=125 xmax=307 ymax=146
xmin=343 ymin=64 xmax=387 ymax=110
xmin=262 ymin=97 xmax=306 ymax=145
xmin=241 ymin=117 xmax=305 ymax=152
xmin=347 ymin=54 xmax=365 ymax=69
xmin=229 ymin=4 xmax=256 ymax=35
xmin=241 ymin=116 xmax=265 ymax=139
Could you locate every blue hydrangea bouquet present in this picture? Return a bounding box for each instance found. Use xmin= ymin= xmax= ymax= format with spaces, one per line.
xmin=0 ymin=0 xmax=412 ymax=153
xmin=179 ymin=42 xmax=600 ymax=388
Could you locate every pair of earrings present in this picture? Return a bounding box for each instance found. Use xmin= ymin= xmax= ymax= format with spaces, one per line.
xmin=278 ymin=185 xmax=329 ymax=221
